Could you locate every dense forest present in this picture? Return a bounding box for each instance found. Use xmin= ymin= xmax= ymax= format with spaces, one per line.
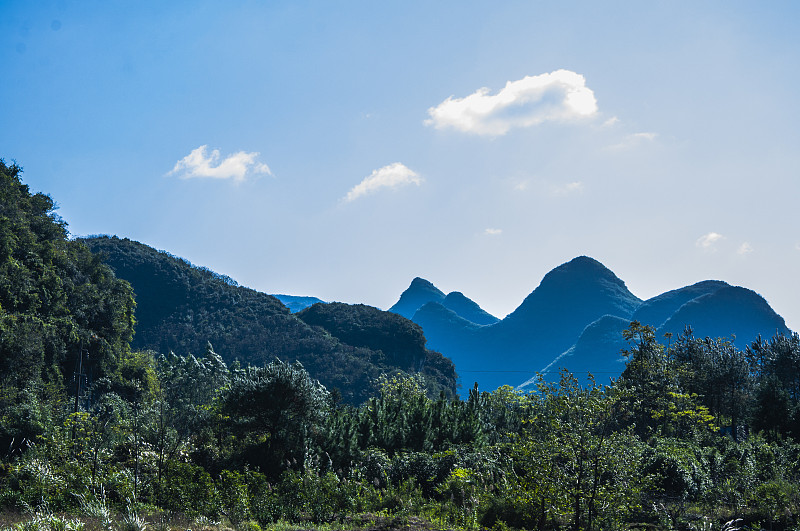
xmin=4 ymin=159 xmax=800 ymax=531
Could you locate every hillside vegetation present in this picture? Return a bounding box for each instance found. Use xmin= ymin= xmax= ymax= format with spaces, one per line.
xmin=4 ymin=160 xmax=800 ymax=531
xmin=0 ymin=160 xmax=137 ymax=450
xmin=82 ymin=236 xmax=457 ymax=404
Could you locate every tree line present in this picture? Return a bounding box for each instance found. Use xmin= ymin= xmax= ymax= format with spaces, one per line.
xmin=2 ymin=327 xmax=800 ymax=530
xmin=3 ymin=158 xmax=800 ymax=530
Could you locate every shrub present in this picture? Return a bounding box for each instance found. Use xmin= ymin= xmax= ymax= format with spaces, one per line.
xmin=158 ymin=461 xmax=215 ymax=517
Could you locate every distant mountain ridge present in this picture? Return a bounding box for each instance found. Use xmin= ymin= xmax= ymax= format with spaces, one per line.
xmin=658 ymin=285 xmax=788 ymax=344
xmin=82 ymin=235 xmax=792 ymax=398
xmin=632 ymin=280 xmax=729 ymax=328
xmin=389 ymin=278 xmax=446 ymax=319
xmin=272 ymin=294 xmax=324 ymax=313
xmin=390 ymin=279 xmax=499 ymax=325
xmin=391 ymin=256 xmax=791 ymax=394
xmin=440 ymin=292 xmax=500 ymax=326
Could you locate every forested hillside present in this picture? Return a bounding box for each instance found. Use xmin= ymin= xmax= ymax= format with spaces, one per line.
xmin=0 ymin=160 xmax=137 ymax=450
xmin=5 ymin=161 xmax=800 ymax=531
xmin=81 ymin=236 xmax=456 ymax=403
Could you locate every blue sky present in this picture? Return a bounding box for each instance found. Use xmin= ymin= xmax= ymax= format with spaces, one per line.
xmin=2 ymin=1 xmax=799 ymax=332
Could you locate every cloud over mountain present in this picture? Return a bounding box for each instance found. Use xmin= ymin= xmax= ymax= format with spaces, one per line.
xmin=425 ymin=70 xmax=598 ymax=136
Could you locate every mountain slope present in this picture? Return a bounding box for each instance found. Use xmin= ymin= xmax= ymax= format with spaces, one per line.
xmin=518 ymin=314 xmax=631 ymax=390
xmin=0 ymin=163 xmax=136 ymax=393
xmin=389 ymin=277 xmax=446 ymax=319
xmin=632 ymin=280 xmax=729 ymax=328
xmin=82 ymin=236 xmax=456 ymax=403
xmin=297 ymin=302 xmax=457 ymax=394
xmin=498 ymin=256 xmax=641 ymax=335
xmin=412 ymin=302 xmax=483 ymax=343
xmin=440 ymin=292 xmax=499 ymax=325
xmin=299 ymin=303 xmax=429 ymax=372
xmin=658 ymin=285 xmax=790 ymax=347
xmin=414 ymin=256 xmax=642 ymax=393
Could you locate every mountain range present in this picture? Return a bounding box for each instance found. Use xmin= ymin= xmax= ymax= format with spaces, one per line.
xmin=5 ymin=160 xmax=789 ymax=405
xmin=83 ymin=235 xmax=791 ymax=398
xmin=391 ymin=256 xmax=791 ymax=393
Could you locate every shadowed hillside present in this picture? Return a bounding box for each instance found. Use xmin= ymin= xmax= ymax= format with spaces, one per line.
xmin=440 ymin=291 xmax=500 ymax=326
xmin=658 ymin=285 xmax=790 ymax=347
xmin=82 ymin=236 xmax=457 ymax=403
xmin=632 ymin=280 xmax=729 ymax=328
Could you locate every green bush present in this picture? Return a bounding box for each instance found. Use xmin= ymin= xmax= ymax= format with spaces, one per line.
xmin=645 ymin=438 xmax=710 ymax=502
xmin=747 ymin=479 xmax=800 ymax=526
xmin=158 ymin=461 xmax=215 ymax=517
xmin=216 ymin=470 xmax=250 ymax=526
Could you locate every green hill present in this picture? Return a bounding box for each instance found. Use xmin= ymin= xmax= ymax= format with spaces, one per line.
xmin=0 ymin=161 xmax=138 ymax=449
xmin=82 ymin=236 xmax=456 ymax=403
xmin=0 ymin=161 xmax=136 ymax=391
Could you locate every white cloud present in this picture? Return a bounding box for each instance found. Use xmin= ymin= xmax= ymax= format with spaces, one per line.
xmin=633 ymin=132 xmax=658 ymax=141
xmin=550 ymin=181 xmax=584 ymax=196
xmin=345 ymin=162 xmax=422 ymax=202
xmin=425 ymin=69 xmax=598 ymax=136
xmin=607 ymin=132 xmax=658 ymax=150
xmin=169 ymin=145 xmax=271 ymax=182
xmin=696 ymin=232 xmax=724 ymax=250
xmin=484 ymin=228 xmax=503 ymax=236
xmin=737 ymin=242 xmax=754 ymax=255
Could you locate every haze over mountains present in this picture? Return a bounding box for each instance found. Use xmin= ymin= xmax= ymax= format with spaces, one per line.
xmin=392 ymin=256 xmax=791 ymax=393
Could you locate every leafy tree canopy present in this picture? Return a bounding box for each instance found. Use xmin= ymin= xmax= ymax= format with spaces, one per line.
xmin=0 ymin=160 xmax=135 ymax=392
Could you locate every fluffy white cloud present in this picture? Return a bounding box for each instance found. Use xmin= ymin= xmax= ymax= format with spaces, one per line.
xmin=169 ymin=145 xmax=271 ymax=182
xmin=738 ymin=242 xmax=754 ymax=255
xmin=484 ymin=228 xmax=503 ymax=236
xmin=425 ymin=70 xmax=598 ymax=136
xmin=696 ymin=232 xmax=724 ymax=250
xmin=345 ymin=162 xmax=422 ymax=202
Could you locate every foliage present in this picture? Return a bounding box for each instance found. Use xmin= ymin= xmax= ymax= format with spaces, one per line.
xmin=298 ymin=303 xmax=428 ymax=371
xmin=0 ymin=160 xmax=136 ymax=453
xmin=6 ymin=161 xmax=800 ymax=529
xmin=81 ymin=236 xmax=457 ymax=404
xmin=221 ymin=360 xmax=329 ymax=477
